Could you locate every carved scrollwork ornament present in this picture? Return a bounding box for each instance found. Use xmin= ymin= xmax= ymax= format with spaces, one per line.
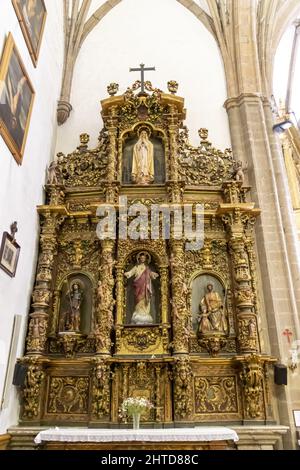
xmin=21 ymin=359 xmax=45 ymax=420
xmin=91 ymin=358 xmax=111 ymax=419
xmin=239 ymin=354 xmax=264 ymax=419
xmin=173 ymin=357 xmax=193 ymax=419
xmin=198 ymin=332 xmax=228 ymax=357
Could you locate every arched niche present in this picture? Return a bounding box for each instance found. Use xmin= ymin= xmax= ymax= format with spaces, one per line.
xmin=123 ymin=250 xmax=161 ymax=325
xmin=57 ymin=273 xmax=93 ymax=335
xmin=190 ymin=272 xmax=226 ymax=334
xmin=121 ymin=125 xmax=166 ymax=184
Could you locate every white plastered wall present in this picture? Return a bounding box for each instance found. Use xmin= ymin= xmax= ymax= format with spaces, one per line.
xmin=56 ymin=0 xmax=231 ymax=154
xmin=0 ymin=0 xmax=64 ymax=434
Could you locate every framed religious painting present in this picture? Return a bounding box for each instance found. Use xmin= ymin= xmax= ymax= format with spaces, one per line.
xmin=0 ymin=33 xmax=35 ymax=164
xmin=0 ymin=232 xmax=20 ymax=278
xmin=12 ymin=0 xmax=47 ymax=67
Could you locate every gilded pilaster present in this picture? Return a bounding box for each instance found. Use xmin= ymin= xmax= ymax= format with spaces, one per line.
xmin=91 ymin=358 xmax=111 ymax=420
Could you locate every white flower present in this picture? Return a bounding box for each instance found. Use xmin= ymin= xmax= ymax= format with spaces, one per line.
xmin=120 ymin=397 xmax=153 ymax=417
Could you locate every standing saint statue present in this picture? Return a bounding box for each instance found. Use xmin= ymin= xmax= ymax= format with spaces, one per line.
xmin=199 ymin=283 xmax=227 ymax=334
xmin=124 ymin=252 xmax=158 ymax=325
xmin=60 ymin=280 xmax=84 ymax=333
xmin=132 ymin=129 xmax=154 ymax=184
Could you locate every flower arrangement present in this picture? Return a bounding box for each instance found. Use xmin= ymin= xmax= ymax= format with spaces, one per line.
xmin=120 ymin=397 xmax=153 ymax=417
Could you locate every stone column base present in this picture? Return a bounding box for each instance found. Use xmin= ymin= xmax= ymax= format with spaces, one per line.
xmin=231 ymin=425 xmax=289 ymax=450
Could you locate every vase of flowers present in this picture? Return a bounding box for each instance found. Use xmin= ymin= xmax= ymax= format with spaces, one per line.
xmin=120 ymin=397 xmax=153 ymax=430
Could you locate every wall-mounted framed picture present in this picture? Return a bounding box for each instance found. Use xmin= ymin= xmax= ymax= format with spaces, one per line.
xmin=0 ymin=33 xmax=35 ymax=164
xmin=0 ymin=232 xmax=20 ymax=278
xmin=12 ymin=0 xmax=47 ymax=67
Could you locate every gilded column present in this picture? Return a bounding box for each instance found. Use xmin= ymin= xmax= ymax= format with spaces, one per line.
xmin=168 ymin=104 xmax=180 ymax=181
xmin=95 ymin=239 xmax=115 ymax=355
xmin=115 ymin=264 xmax=124 ymax=326
xmin=106 ymin=107 xmax=118 ymax=182
xmin=26 ymin=204 xmax=65 ymax=355
xmin=159 ymin=266 xmax=168 ymax=325
xmin=155 ymin=365 xmax=162 ymax=422
xmin=170 ymin=239 xmax=189 ymax=354
xmin=220 ymin=182 xmax=259 ymax=354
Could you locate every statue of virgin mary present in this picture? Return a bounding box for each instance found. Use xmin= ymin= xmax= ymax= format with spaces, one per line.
xmin=131 ymin=129 xmax=154 ymax=184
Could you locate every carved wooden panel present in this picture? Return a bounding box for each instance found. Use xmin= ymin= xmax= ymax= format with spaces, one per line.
xmin=194 ymin=376 xmax=238 ymax=414
xmin=47 ymin=376 xmax=90 ymax=415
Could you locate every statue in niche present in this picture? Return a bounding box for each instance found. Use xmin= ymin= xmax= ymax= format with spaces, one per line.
xmin=131 ymin=129 xmax=154 ymax=185
xmin=233 ymin=160 xmax=248 ymax=184
xmin=59 ymin=279 xmax=84 ymax=333
xmin=124 ymin=251 xmax=158 ymax=325
xmin=198 ymin=283 xmax=227 ymax=334
xmin=47 ymin=160 xmax=60 ymax=185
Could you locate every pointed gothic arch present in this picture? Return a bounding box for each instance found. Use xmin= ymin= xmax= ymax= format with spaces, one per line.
xmin=58 ymin=0 xmax=300 ymax=124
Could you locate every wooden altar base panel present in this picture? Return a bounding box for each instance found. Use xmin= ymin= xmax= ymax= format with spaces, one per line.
xmin=43 ymin=440 xmax=230 ymax=450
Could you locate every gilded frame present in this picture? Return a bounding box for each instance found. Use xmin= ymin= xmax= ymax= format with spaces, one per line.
xmin=12 ymin=0 xmax=47 ymax=67
xmin=0 ymin=33 xmax=35 ymax=164
xmin=0 ymin=232 xmax=20 ymax=278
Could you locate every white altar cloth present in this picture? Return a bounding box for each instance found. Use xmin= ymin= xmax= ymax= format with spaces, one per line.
xmin=34 ymin=427 xmax=239 ymax=444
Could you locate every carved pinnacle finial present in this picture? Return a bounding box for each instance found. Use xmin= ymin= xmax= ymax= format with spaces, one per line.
xmin=10 ymin=221 xmax=18 ymax=240
xmin=80 ymin=133 xmax=90 ymax=146
xmin=107 ymin=83 xmax=119 ymax=96
xmin=198 ymin=128 xmax=208 ymax=141
xmin=167 ymin=80 xmax=179 ymax=94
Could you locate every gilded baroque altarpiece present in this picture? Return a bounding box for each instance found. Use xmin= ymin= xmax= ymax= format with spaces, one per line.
xmin=19 ymin=81 xmax=275 ymax=427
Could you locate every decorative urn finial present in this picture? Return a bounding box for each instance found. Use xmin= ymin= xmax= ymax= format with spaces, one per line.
xmin=198 ymin=128 xmax=208 ymax=141
xmin=107 ymin=83 xmax=119 ymax=96
xmin=79 ymin=133 xmax=90 ymax=148
xmin=167 ymin=80 xmax=179 ymax=94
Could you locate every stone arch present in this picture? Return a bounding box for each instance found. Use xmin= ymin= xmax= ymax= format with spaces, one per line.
xmin=58 ymin=0 xmax=300 ymax=123
xmin=58 ymin=0 xmax=217 ymax=124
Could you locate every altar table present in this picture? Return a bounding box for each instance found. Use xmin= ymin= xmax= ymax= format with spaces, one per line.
xmin=34 ymin=427 xmax=239 ymax=450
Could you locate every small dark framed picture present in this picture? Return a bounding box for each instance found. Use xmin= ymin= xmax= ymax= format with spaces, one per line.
xmin=12 ymin=0 xmax=47 ymax=67
xmin=0 ymin=232 xmax=20 ymax=277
